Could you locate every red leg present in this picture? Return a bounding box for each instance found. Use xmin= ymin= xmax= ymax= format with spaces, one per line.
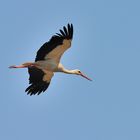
xmin=9 ymin=65 xmax=27 ymax=68
xmin=9 ymin=62 xmax=34 ymax=69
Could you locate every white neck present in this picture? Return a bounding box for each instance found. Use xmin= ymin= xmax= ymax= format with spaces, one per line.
xmin=62 ymin=69 xmax=76 ymax=74
xmin=57 ymin=63 xmax=75 ymax=74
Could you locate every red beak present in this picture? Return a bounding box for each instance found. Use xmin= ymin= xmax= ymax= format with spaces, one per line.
xmin=80 ymin=72 xmax=92 ymax=81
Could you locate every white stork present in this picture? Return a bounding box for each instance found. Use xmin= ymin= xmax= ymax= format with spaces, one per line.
xmin=9 ymin=24 xmax=92 ymax=95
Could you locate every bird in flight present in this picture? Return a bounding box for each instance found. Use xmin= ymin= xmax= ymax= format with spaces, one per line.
xmin=9 ymin=23 xmax=92 ymax=95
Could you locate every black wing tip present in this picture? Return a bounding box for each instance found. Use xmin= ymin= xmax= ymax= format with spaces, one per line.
xmin=25 ymin=82 xmax=50 ymax=96
xmin=56 ymin=23 xmax=73 ymax=39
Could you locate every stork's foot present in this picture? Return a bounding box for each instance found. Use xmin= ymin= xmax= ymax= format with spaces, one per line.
xmin=9 ymin=65 xmax=16 ymax=68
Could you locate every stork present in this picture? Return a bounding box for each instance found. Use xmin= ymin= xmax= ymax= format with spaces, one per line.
xmin=9 ymin=24 xmax=92 ymax=95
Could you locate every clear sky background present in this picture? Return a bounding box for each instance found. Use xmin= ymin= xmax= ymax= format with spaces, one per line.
xmin=0 ymin=0 xmax=140 ymax=140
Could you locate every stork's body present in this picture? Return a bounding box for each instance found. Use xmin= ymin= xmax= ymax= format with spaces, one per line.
xmin=10 ymin=24 xmax=92 ymax=95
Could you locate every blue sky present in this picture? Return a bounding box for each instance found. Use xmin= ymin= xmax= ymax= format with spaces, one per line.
xmin=1 ymin=0 xmax=140 ymax=140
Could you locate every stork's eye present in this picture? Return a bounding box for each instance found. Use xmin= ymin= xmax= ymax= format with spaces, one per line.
xmin=78 ymin=70 xmax=81 ymax=73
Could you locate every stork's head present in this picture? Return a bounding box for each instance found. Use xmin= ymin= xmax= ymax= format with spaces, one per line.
xmin=73 ymin=69 xmax=92 ymax=81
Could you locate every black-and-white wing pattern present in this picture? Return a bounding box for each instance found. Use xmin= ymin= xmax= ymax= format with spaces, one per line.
xmin=25 ymin=68 xmax=50 ymax=95
xmin=35 ymin=23 xmax=73 ymax=61
xmin=25 ymin=24 xmax=73 ymax=95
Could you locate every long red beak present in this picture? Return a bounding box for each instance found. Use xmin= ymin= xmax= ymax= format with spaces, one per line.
xmin=80 ymin=72 xmax=92 ymax=81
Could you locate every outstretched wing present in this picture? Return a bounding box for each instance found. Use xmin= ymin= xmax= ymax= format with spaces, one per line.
xmin=25 ymin=67 xmax=54 ymax=95
xmin=26 ymin=24 xmax=73 ymax=95
xmin=35 ymin=23 xmax=73 ymax=62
